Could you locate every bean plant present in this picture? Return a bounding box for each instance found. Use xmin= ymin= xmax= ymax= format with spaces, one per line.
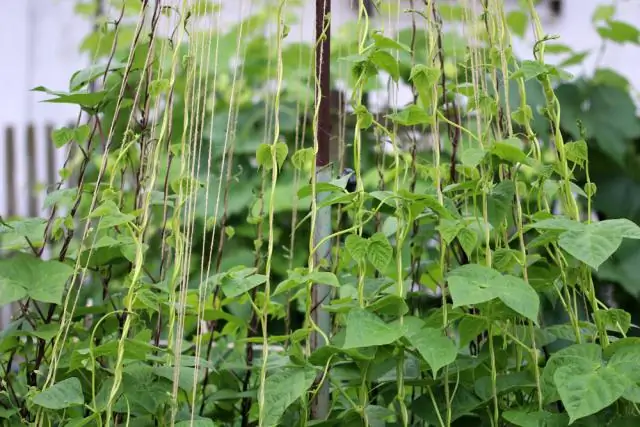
xmin=1 ymin=1 xmax=640 ymax=426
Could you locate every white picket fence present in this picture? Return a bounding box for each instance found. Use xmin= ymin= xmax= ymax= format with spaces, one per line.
xmin=1 ymin=0 xmax=640 ymax=329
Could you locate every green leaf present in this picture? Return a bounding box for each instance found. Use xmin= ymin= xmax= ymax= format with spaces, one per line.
xmin=409 ymin=65 xmax=440 ymax=106
xmin=447 ymin=264 xmax=499 ymax=306
xmin=405 ymin=324 xmax=457 ymax=378
xmin=343 ymin=308 xmax=404 ymax=349
xmin=565 ymin=140 xmax=588 ymax=166
xmin=371 ymin=31 xmax=411 ymax=52
xmin=367 ymin=232 xmax=392 ymax=272
xmin=89 ymin=200 xmax=136 ymax=229
xmin=345 ymin=234 xmax=369 ymax=263
xmin=220 ymin=269 xmax=267 ymax=298
xmin=291 ymin=147 xmax=315 ymax=170
xmin=370 ymin=50 xmax=400 ymax=82
xmin=511 ymin=60 xmax=548 ymax=81
xmin=175 ymin=420 xmax=216 ymax=427
xmin=460 ymin=147 xmax=486 ymax=168
xmin=256 ymin=143 xmax=272 ymax=170
xmin=51 ymin=127 xmax=75 ymax=148
xmin=592 ymin=4 xmax=616 ymax=22
xmin=502 ymin=410 xmax=568 ymax=427
xmin=506 ymin=10 xmax=528 ymax=38
xmin=262 ymin=366 xmax=317 ymax=427
xmin=306 ymin=271 xmax=340 ymax=287
xmin=528 ymin=217 xmax=585 ymax=232
xmin=490 ymin=137 xmax=527 ymax=163
xmin=386 ymin=104 xmax=433 ymax=126
xmin=556 ymin=83 xmax=640 ymax=165
xmin=0 ymin=254 xmax=74 ymax=305
xmin=437 ymin=219 xmax=463 ymax=244
xmin=33 ymin=86 xmax=107 ymax=109
xmin=597 ymin=20 xmax=640 ymax=44
xmin=154 ymin=366 xmax=204 ymax=393
xmin=447 ymin=264 xmax=540 ymax=322
xmin=457 ymin=227 xmax=478 ymax=257
xmin=595 ymin=218 xmax=640 ymax=239
xmin=475 ymin=371 xmax=537 ymax=401
xmin=354 ymin=105 xmax=374 ymax=129
xmin=554 ymin=362 xmax=628 ymax=423
xmin=32 ymin=377 xmax=84 ymax=410
xmin=608 ymin=345 xmax=640 ymax=403
xmin=594 ymin=308 xmax=631 ymax=334
xmin=149 ymin=78 xmax=170 ymax=97
xmin=558 ymin=225 xmax=623 ymax=270
xmin=274 ymin=142 xmax=288 ymax=169
xmin=69 ymin=61 xmax=126 ymax=91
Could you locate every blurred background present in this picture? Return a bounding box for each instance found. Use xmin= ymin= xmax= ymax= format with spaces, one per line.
xmin=2 ymin=0 xmax=640 ymax=329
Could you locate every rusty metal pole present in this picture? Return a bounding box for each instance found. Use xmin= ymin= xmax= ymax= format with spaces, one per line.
xmin=311 ymin=0 xmax=332 ymax=420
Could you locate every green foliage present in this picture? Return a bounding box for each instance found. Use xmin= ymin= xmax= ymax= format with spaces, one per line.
xmin=3 ymin=1 xmax=640 ymax=426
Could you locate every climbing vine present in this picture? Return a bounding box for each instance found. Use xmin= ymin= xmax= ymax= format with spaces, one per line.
xmin=2 ymin=1 xmax=640 ymax=426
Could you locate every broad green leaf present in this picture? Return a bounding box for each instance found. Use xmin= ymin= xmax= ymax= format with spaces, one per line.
xmin=460 ymin=147 xmax=486 ymax=168
xmin=51 ymin=127 xmax=75 ymax=148
xmin=503 ymin=410 xmax=569 ymax=427
xmin=437 ymin=219 xmax=462 ymax=244
xmin=592 ymin=4 xmax=616 ymax=22
xmin=595 ymin=218 xmax=640 ymax=239
xmin=457 ymin=227 xmax=478 ymax=257
xmin=175 ymin=420 xmax=216 ymax=427
xmin=149 ymin=78 xmax=170 ymax=97
xmin=33 ymin=86 xmax=107 ymax=109
xmin=554 ymin=363 xmax=628 ymax=423
xmin=32 ymin=377 xmax=84 ymax=410
xmin=491 ymin=137 xmax=527 ymax=163
xmin=447 ymin=264 xmax=539 ymax=322
xmin=474 ymin=371 xmax=537 ymax=401
xmin=262 ymin=366 xmax=317 ymax=427
xmin=345 ymin=234 xmax=369 ymax=262
xmin=529 ymin=217 xmax=585 ymax=232
xmin=89 ymin=200 xmax=136 ymax=229
xmin=594 ymin=308 xmax=631 ymax=334
xmin=371 ymin=31 xmax=411 ymax=52
xmin=457 ymin=316 xmax=489 ymax=349
xmin=0 ymin=254 xmax=74 ymax=305
xmin=606 ymin=345 xmax=640 ymax=402
xmin=354 ymin=105 xmax=374 ymax=129
xmin=255 ymin=143 xmax=273 ymax=170
xmin=274 ymin=142 xmax=288 ymax=169
xmin=306 ymin=271 xmax=340 ymax=287
xmin=343 ymin=308 xmax=404 ymax=349
xmin=447 ymin=264 xmax=500 ymax=307
xmin=409 ymin=65 xmax=440 ymax=106
xmin=511 ymin=60 xmax=548 ymax=81
xmin=597 ymin=20 xmax=640 ymax=44
xmin=405 ymin=324 xmax=457 ymax=378
xmin=565 ymin=140 xmax=588 ymax=166
xmin=556 ymin=83 xmax=640 ymax=165
xmin=386 ymin=104 xmax=433 ymax=126
xmin=69 ymin=61 xmax=126 ymax=91
xmin=154 ymin=366 xmax=205 ymax=393
xmin=370 ymin=50 xmax=400 ymax=82
xmin=367 ymin=232 xmax=392 ymax=271
xmin=64 ymin=415 xmax=99 ymax=427
xmin=291 ymin=147 xmax=314 ymax=170
xmin=558 ymin=225 xmax=623 ymax=270
xmin=498 ymin=275 xmax=540 ymax=322
xmin=220 ymin=270 xmax=267 ymax=298
xmin=506 ymin=10 xmax=528 ymax=38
